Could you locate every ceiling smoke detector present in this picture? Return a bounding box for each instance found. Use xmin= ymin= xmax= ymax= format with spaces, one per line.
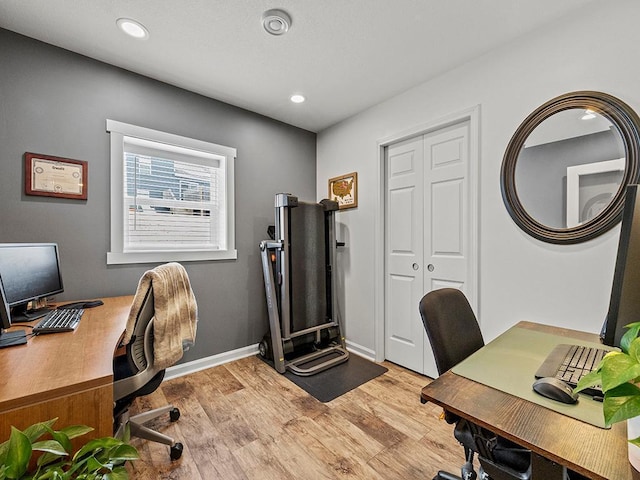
xmin=262 ymin=9 xmax=291 ymax=36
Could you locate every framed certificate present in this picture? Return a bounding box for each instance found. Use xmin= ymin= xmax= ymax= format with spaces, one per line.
xmin=25 ymin=153 xmax=88 ymax=200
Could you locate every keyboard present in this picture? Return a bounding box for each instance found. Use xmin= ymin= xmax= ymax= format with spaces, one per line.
xmin=32 ymin=308 xmax=84 ymax=334
xmin=555 ymin=344 xmax=607 ymax=385
xmin=536 ymin=343 xmax=611 ymax=397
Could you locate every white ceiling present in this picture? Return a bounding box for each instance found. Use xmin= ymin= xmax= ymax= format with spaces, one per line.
xmin=0 ymin=0 xmax=596 ymax=132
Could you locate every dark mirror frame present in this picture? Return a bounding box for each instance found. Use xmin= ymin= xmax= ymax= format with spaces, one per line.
xmin=501 ymin=91 xmax=640 ymax=244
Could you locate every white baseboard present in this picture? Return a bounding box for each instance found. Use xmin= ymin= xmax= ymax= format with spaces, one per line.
xmin=164 ymin=343 xmax=259 ymax=380
xmin=345 ymin=340 xmax=376 ymax=362
xmin=164 ymin=339 xmax=378 ymax=381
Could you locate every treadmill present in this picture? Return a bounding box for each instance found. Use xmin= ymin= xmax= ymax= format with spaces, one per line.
xmin=259 ymin=193 xmax=349 ymax=376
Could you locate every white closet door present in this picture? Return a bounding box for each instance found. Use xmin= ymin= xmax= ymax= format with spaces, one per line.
xmin=385 ymin=136 xmax=425 ymax=372
xmin=385 ymin=120 xmax=471 ymax=378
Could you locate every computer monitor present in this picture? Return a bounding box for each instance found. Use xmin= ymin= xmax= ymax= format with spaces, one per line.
xmin=0 ymin=243 xmax=64 ymax=322
xmin=602 ymin=184 xmax=640 ymax=347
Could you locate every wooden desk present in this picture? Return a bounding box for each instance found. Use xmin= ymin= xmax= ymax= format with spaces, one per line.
xmin=421 ymin=321 xmax=638 ymax=480
xmin=0 ymin=296 xmax=132 ymax=440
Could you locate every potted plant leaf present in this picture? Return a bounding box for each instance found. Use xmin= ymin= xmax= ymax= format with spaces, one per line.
xmin=575 ymin=321 xmax=640 ymax=471
xmin=0 ymin=418 xmax=138 ymax=479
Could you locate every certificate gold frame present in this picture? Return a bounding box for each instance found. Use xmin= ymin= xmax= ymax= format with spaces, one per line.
xmin=328 ymin=172 xmax=358 ymax=209
xmin=25 ymin=152 xmax=88 ymax=200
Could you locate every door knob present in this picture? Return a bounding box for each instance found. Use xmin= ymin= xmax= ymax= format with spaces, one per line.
xmin=427 ymin=264 xmax=435 ymax=272
xmin=412 ymin=263 xmax=419 ymax=271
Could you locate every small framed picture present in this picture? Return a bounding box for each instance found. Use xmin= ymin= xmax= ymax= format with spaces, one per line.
xmin=25 ymin=152 xmax=88 ymax=200
xmin=328 ymin=172 xmax=358 ymax=209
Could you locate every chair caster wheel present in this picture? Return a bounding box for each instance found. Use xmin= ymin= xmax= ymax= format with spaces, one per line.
xmin=170 ymin=442 xmax=183 ymax=460
xmin=169 ymin=407 xmax=180 ymax=422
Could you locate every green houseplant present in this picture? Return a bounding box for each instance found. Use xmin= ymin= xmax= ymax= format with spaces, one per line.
xmin=576 ymin=321 xmax=640 ymax=471
xmin=0 ymin=418 xmax=138 ymax=480
xmin=575 ymin=321 xmax=640 ymax=431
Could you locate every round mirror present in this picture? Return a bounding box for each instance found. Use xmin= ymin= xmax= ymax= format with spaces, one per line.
xmin=501 ymin=91 xmax=640 ymax=244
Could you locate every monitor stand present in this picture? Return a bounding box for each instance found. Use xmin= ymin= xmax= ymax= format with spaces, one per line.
xmin=0 ymin=330 xmax=27 ymax=348
xmin=10 ymin=306 xmax=51 ymax=323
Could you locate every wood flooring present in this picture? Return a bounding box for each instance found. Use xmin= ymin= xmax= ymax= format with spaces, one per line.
xmin=125 ymin=355 xmax=462 ymax=479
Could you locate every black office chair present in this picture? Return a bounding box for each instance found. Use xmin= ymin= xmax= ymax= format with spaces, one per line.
xmin=419 ymin=288 xmax=531 ymax=480
xmin=113 ymin=262 xmax=197 ymax=461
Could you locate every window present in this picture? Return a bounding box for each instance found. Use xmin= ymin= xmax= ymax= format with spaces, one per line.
xmin=107 ymin=120 xmax=237 ymax=264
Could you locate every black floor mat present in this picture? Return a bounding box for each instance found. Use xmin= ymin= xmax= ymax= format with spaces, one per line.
xmin=282 ymin=353 xmax=388 ymax=402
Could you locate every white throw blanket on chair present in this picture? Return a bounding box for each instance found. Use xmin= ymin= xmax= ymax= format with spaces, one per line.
xmin=123 ymin=262 xmax=198 ymax=369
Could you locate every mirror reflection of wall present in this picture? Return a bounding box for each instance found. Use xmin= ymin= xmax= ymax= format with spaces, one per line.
xmin=515 ymin=109 xmax=625 ymax=229
xmin=566 ymin=158 xmax=625 ymax=227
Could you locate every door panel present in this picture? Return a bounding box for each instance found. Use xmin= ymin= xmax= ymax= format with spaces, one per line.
xmin=385 ymin=120 xmax=471 ymax=378
xmin=389 ymin=187 xmax=417 ymax=254
xmin=430 ymin=279 xmax=464 ymax=291
xmin=385 ymin=137 xmax=424 ymax=372
xmin=387 ymin=274 xmax=418 ymax=344
xmin=431 ymin=179 xmax=464 ymax=256
xmin=422 ymin=122 xmax=470 ymax=377
xmin=424 ymin=122 xmax=470 ymax=296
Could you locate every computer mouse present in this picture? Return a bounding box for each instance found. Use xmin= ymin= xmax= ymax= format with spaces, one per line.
xmin=532 ymin=377 xmax=579 ymax=404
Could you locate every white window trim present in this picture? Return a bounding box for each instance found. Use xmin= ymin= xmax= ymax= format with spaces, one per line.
xmin=106 ymin=119 xmax=237 ymax=265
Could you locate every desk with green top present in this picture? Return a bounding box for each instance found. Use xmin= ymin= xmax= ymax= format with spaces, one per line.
xmin=421 ymin=321 xmax=638 ymax=480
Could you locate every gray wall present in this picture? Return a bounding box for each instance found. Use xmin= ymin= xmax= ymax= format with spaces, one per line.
xmin=0 ymin=29 xmax=317 ymax=362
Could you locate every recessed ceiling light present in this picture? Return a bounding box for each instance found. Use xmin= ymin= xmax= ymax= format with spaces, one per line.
xmin=116 ymin=18 xmax=149 ymax=39
xmin=262 ymin=9 xmax=291 ymax=36
xmin=290 ymin=94 xmax=305 ymax=104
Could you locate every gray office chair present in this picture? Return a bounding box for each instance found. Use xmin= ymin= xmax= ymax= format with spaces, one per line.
xmin=113 ymin=263 xmax=197 ymax=461
xmin=419 ymin=288 xmax=531 ymax=480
